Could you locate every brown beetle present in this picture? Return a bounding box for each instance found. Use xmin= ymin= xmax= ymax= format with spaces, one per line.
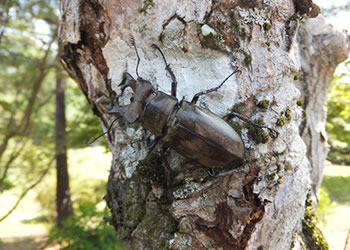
xmin=107 ymin=43 xmax=277 ymax=176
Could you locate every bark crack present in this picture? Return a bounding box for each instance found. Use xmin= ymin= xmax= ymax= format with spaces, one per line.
xmin=80 ymin=0 xmax=113 ymax=98
xmin=60 ymin=0 xmax=114 ymax=129
xmin=195 ymin=181 xmax=266 ymax=249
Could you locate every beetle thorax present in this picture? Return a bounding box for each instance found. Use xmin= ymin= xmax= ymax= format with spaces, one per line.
xmin=141 ymin=92 xmax=178 ymax=137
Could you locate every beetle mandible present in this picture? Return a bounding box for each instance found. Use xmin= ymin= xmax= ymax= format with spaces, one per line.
xmin=107 ymin=42 xmax=278 ymax=177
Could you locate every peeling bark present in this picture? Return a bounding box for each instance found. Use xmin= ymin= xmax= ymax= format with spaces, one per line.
xmin=58 ymin=0 xmax=348 ymax=249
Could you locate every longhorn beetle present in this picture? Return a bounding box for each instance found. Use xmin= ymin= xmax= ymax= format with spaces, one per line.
xmin=103 ymin=42 xmax=278 ymax=177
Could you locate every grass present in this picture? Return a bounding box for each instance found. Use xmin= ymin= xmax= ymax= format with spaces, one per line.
xmin=321 ymin=165 xmax=350 ymax=204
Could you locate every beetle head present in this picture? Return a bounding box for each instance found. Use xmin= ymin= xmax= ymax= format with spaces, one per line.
xmin=108 ymin=72 xmax=154 ymax=123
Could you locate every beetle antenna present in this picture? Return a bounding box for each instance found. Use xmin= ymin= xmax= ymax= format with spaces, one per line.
xmin=151 ymin=44 xmax=168 ymax=65
xmin=191 ymin=68 xmax=241 ymax=105
xmin=151 ymin=44 xmax=178 ymax=97
xmin=88 ymin=117 xmax=120 ymax=144
xmin=131 ymin=38 xmax=141 ymax=79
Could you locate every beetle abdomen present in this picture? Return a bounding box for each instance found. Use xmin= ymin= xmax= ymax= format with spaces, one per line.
xmin=164 ymin=101 xmax=244 ymax=169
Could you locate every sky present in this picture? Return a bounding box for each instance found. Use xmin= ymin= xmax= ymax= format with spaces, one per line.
xmin=313 ymin=0 xmax=350 ymax=76
xmin=314 ymin=0 xmax=350 ymax=31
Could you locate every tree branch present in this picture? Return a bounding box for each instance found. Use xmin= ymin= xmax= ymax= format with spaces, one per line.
xmin=0 ymin=157 xmax=54 ymax=223
xmin=0 ymin=30 xmax=57 ymax=162
xmin=0 ymin=139 xmax=28 ymax=187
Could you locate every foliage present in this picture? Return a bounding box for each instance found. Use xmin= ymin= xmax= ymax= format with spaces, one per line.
xmin=321 ymin=172 xmax=350 ymax=205
xmin=35 ymin=155 xmax=108 ymax=223
xmin=326 ymin=60 xmax=350 ymax=165
xmin=0 ymin=0 xmax=58 ymax=197
xmin=317 ymin=187 xmax=332 ymax=223
xmin=318 ymin=165 xmax=350 ymax=231
xmin=0 ymin=177 xmax=14 ymax=192
xmin=0 ymin=0 xmax=103 ymax=211
xmin=49 ymin=202 xmax=122 ymax=250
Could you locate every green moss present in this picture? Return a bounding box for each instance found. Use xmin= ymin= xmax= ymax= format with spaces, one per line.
xmin=273 ymin=150 xmax=286 ymax=157
xmin=227 ymin=11 xmax=251 ymax=43
xmin=126 ymin=203 xmax=145 ymax=225
xmin=257 ymin=100 xmax=270 ymax=109
xmin=112 ymin=180 xmax=150 ymax=239
xmin=302 ymin=109 xmax=307 ymax=118
xmin=294 ymin=12 xmax=301 ymax=20
xmin=243 ymin=154 xmax=253 ymax=164
xmin=200 ymin=30 xmax=227 ymax=52
xmin=294 ymin=73 xmax=300 ymax=80
xmin=138 ymin=0 xmax=155 ymax=14
xmin=137 ymin=153 xmax=165 ymax=186
xmin=231 ymin=103 xmax=246 ymax=113
xmin=276 ymin=108 xmax=292 ymax=125
xmin=263 ymin=22 xmax=272 ymax=31
xmin=137 ymin=195 xmax=177 ymax=249
xmin=297 ymin=99 xmax=304 ymax=106
xmin=285 ymin=109 xmax=291 ymax=121
xmin=277 ymin=163 xmax=282 ymax=172
xmin=244 ymin=53 xmax=252 ymax=66
xmin=228 ymin=121 xmax=243 ymax=136
xmin=249 ymin=119 xmax=269 ymax=144
xmin=276 ymin=117 xmax=286 ymax=127
xmin=302 ymin=199 xmax=329 ymax=250
xmin=265 ymin=41 xmax=271 ymax=47
xmin=266 ymin=173 xmax=276 ymax=181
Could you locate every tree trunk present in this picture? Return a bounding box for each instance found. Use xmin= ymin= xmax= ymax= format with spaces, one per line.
xmin=296 ymin=16 xmax=349 ymax=207
xmin=58 ymin=0 xmax=348 ymax=248
xmin=55 ymin=66 xmax=73 ymax=227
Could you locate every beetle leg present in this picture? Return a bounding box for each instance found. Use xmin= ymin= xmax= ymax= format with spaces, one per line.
xmin=159 ymin=144 xmax=174 ymax=191
xmin=223 ymin=111 xmax=279 ymax=138
xmin=107 ymin=97 xmax=129 ymax=115
xmin=147 ymin=136 xmax=162 ymax=153
xmin=162 ymin=152 xmax=173 ymax=188
xmin=88 ymin=117 xmax=120 ymax=144
xmin=119 ymin=72 xmax=137 ymax=92
xmin=208 ymin=169 xmax=216 ymax=177
xmin=208 ymin=168 xmax=262 ymax=180
xmin=152 ymin=44 xmax=178 ymax=98
xmin=191 ymin=69 xmax=240 ymax=104
xmin=131 ymin=38 xmax=141 ymax=79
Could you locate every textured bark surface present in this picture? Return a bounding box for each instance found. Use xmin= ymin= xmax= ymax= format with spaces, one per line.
xmin=296 ymin=17 xmax=349 ymax=206
xmin=58 ymin=0 xmax=348 ymax=249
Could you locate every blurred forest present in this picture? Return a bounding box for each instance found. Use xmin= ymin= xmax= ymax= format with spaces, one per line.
xmin=0 ymin=1 xmax=120 ymax=249
xmin=0 ymin=0 xmax=349 ymax=249
xmin=327 ymin=61 xmax=350 ymax=165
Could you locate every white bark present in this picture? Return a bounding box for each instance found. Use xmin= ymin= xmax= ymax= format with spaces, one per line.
xmin=58 ymin=0 xmax=348 ymax=249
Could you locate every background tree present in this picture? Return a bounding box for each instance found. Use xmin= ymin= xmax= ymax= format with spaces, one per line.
xmin=0 ymin=0 xmax=58 ymax=221
xmin=55 ymin=54 xmax=73 ymax=227
xmin=0 ymin=0 xmax=100 ymax=223
xmin=58 ymin=0 xmax=348 ymax=249
xmin=326 ymin=60 xmax=350 ymax=165
xmin=296 ymin=16 xmax=350 ymax=207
